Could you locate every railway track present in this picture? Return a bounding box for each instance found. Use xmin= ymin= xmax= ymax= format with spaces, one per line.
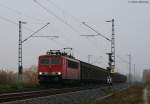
xmin=0 ymin=85 xmax=102 ymax=103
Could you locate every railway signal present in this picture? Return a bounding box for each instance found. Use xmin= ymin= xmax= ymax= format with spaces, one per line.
xmin=107 ymin=53 xmax=113 ymax=86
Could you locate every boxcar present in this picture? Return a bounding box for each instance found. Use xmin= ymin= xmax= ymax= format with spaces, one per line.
xmin=80 ymin=61 xmax=108 ymax=83
xmin=111 ymin=73 xmax=127 ymax=83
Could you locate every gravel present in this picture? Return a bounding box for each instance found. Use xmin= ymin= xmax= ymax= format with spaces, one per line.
xmin=1 ymin=83 xmax=128 ymax=104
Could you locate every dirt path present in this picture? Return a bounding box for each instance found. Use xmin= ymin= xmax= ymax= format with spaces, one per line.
xmin=143 ymin=87 xmax=148 ymax=104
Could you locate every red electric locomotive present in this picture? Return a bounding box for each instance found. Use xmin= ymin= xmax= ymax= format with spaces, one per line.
xmin=38 ymin=49 xmax=127 ymax=84
xmin=38 ymin=50 xmax=80 ymax=84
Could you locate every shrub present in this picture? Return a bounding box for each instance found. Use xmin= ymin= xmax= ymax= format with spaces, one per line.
xmin=0 ymin=69 xmax=16 ymax=84
xmin=23 ymin=65 xmax=39 ymax=86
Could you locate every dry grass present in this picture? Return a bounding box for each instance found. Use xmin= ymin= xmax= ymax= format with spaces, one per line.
xmin=147 ymin=84 xmax=150 ymax=104
xmin=23 ymin=65 xmax=39 ymax=86
xmin=88 ymin=85 xmax=144 ymax=104
xmin=0 ymin=65 xmax=39 ymax=91
xmin=0 ymin=70 xmax=16 ymax=84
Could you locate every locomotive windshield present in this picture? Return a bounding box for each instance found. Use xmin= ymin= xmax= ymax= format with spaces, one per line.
xmin=39 ymin=58 xmax=49 ymax=65
xmin=39 ymin=57 xmax=61 ymax=65
xmin=51 ymin=58 xmax=61 ymax=64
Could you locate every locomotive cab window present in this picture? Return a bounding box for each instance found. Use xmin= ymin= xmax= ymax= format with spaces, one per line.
xmin=39 ymin=58 xmax=50 ymax=65
xmin=67 ymin=60 xmax=78 ymax=69
xmin=50 ymin=58 xmax=61 ymax=65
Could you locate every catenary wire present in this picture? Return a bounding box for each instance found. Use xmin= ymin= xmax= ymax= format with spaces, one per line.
xmin=0 ymin=3 xmax=45 ymax=23
xmin=33 ymin=0 xmax=81 ymax=34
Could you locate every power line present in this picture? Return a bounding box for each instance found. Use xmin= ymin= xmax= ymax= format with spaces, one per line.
xmin=18 ymin=21 xmax=54 ymax=85
xmin=22 ymin=23 xmax=50 ymax=43
xmin=46 ymin=0 xmax=109 ymax=44
xmin=32 ymin=35 xmax=59 ymax=38
xmin=45 ymin=0 xmax=81 ymax=23
xmin=0 ymin=14 xmax=107 ymax=68
xmin=0 ymin=14 xmax=104 ymax=58
xmin=0 ymin=3 xmax=21 ymax=14
xmin=0 ymin=15 xmax=51 ymax=38
xmin=33 ymin=0 xmax=80 ymax=34
xmin=0 ymin=3 xmax=45 ymax=23
xmin=33 ymin=0 xmax=110 ymax=56
xmin=41 ymin=0 xmax=116 ymax=67
xmin=0 ymin=15 xmax=18 ymax=25
xmin=0 ymin=1 xmax=112 ymax=66
xmin=34 ymin=0 xmax=106 ymax=54
xmin=52 ymin=40 xmax=83 ymax=57
xmin=48 ymin=38 xmax=98 ymax=62
xmin=82 ymin=22 xmax=111 ymax=41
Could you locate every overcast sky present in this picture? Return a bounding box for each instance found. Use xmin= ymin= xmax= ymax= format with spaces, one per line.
xmin=0 ymin=0 xmax=149 ymax=77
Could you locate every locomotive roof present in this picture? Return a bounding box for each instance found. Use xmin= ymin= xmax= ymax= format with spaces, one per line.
xmin=39 ymin=54 xmax=79 ymax=61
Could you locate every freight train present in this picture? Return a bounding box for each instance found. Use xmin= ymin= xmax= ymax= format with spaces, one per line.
xmin=38 ymin=50 xmax=126 ymax=84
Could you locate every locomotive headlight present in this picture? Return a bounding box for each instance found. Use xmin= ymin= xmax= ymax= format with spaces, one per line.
xmin=39 ymin=72 xmax=42 ymax=75
xmin=57 ymin=72 xmax=61 ymax=75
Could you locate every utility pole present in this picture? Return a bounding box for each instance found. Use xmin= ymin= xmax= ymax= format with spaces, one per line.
xmin=18 ymin=21 xmax=50 ymax=85
xmin=111 ymin=19 xmax=115 ymax=72
xmin=81 ymin=20 xmax=115 ymax=86
xmin=134 ymin=64 xmax=136 ymax=83
xmin=18 ymin=21 xmax=22 ymax=83
xmin=82 ymin=20 xmax=116 ymax=72
xmin=106 ymin=19 xmax=115 ymax=72
xmin=18 ymin=21 xmax=26 ymax=83
xmin=128 ymin=54 xmax=131 ymax=85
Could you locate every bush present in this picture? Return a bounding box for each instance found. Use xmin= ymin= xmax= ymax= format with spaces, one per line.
xmin=23 ymin=65 xmax=39 ymax=86
xmin=0 ymin=65 xmax=39 ymax=90
xmin=0 ymin=69 xmax=16 ymax=84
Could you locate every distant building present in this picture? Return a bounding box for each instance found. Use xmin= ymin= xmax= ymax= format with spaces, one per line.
xmin=143 ymin=69 xmax=150 ymax=83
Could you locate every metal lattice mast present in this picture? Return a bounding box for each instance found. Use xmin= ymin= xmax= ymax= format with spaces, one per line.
xmin=128 ymin=54 xmax=131 ymax=85
xmin=111 ymin=19 xmax=115 ymax=72
xmin=18 ymin=21 xmax=23 ymax=82
xmin=106 ymin=19 xmax=115 ymax=72
xmin=18 ymin=22 xmax=50 ymax=83
xmin=82 ymin=21 xmax=115 ymax=70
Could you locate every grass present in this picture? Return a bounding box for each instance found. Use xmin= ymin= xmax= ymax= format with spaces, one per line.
xmin=146 ymin=84 xmax=150 ymax=104
xmin=0 ymin=66 xmax=41 ymax=92
xmin=0 ymin=83 xmax=43 ymax=92
xmin=85 ymin=85 xmax=144 ymax=104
